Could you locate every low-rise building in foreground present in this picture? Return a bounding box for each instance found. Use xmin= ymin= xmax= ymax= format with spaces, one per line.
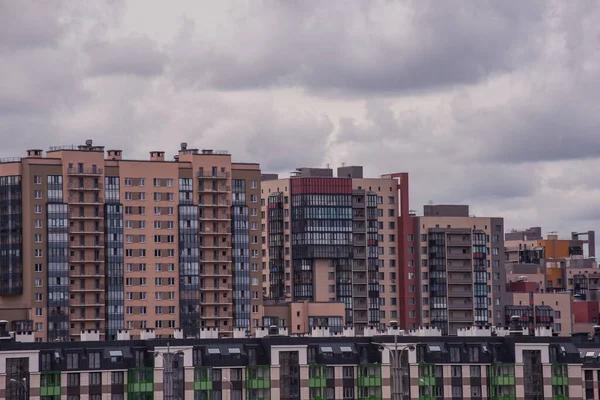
xmin=2 ymin=323 xmax=600 ymax=399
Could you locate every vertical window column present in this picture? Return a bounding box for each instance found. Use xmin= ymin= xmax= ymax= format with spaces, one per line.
xmin=105 ymin=176 xmax=124 ymax=340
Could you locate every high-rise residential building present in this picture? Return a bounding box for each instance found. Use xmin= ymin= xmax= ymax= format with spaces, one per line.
xmin=260 ymin=166 xmax=405 ymax=332
xmin=0 ymin=140 xmax=261 ymax=341
xmin=386 ymin=172 xmax=420 ymax=330
xmin=416 ymin=204 xmax=507 ymax=335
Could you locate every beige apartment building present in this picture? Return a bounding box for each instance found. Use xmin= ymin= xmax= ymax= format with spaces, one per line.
xmin=0 ymin=140 xmax=261 ymax=341
xmin=417 ymin=205 xmax=507 ymax=335
xmin=260 ymin=166 xmax=401 ymax=331
xmin=512 ymin=292 xmax=573 ymax=336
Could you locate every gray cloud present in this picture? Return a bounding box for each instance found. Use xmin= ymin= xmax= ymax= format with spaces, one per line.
xmin=1 ymin=0 xmax=600 ymax=251
xmin=170 ymin=0 xmax=546 ymax=95
xmin=85 ymin=36 xmax=167 ymax=77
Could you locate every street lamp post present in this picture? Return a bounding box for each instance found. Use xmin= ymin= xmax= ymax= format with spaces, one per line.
xmin=391 ymin=335 xmax=416 ymax=400
xmin=374 ymin=335 xmax=416 ymax=400
xmin=9 ymin=377 xmax=27 ymax=400
xmin=149 ymin=343 xmax=188 ymax=400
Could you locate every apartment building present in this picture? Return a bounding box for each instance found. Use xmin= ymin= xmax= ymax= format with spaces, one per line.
xmin=0 ymin=140 xmax=261 ymax=342
xmin=383 ymin=172 xmax=420 ymax=331
xmin=505 ymin=227 xmax=596 ymax=265
xmin=0 ymin=323 xmax=595 ymax=400
xmin=262 ymin=300 xmax=346 ymax=334
xmin=260 ymin=166 xmax=404 ymax=331
xmin=417 ymin=205 xmax=507 ymax=335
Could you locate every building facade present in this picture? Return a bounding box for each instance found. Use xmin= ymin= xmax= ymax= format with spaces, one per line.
xmin=0 ymin=141 xmax=261 ymax=341
xmin=260 ymin=166 xmax=406 ymax=331
xmin=0 ymin=324 xmax=596 ymax=400
xmin=416 ymin=205 xmax=508 ymax=335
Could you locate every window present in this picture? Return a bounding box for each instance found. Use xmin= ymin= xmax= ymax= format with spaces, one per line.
xmin=67 ymin=373 xmax=80 ymax=387
xmin=111 ymin=371 xmax=124 ymax=384
xmin=34 ymin=190 xmax=42 ymax=199
xmin=451 ymin=365 xmax=462 ymax=377
xmin=66 ymin=353 xmax=79 ymax=369
xmin=89 ymin=352 xmax=101 ymax=369
xmin=450 ymin=347 xmax=460 ymax=362
xmin=90 ymin=372 xmax=102 ymax=386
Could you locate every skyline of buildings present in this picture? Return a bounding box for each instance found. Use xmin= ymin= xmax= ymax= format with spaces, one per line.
xmin=0 ymin=140 xmax=598 ymax=343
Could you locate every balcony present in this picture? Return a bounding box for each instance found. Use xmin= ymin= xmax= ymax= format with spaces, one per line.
xmin=446 ymin=252 xmax=472 ymax=260
xmin=448 ymin=301 xmax=473 ymax=310
xmin=70 ymin=315 xmax=103 ymax=322
xmin=200 ymin=258 xmax=231 ymax=263
xmin=353 ymin=249 xmax=366 ymax=259
xmin=70 ymin=271 xmax=104 ymax=278
xmin=353 ymin=238 xmax=366 ymax=247
xmin=447 ymin=288 xmax=472 ymax=297
xmin=447 ymin=275 xmax=473 ymax=285
xmin=201 ymin=283 xmax=232 ymax=290
xmin=449 ymin=312 xmax=474 ymax=323
xmin=199 ymin=242 xmax=231 ymax=249
xmin=447 ymin=263 xmax=472 ymax=272
xmin=446 ymin=236 xmax=472 ymax=246
xmin=198 ymin=186 xmax=230 ymax=193
xmin=200 ymin=201 xmax=232 ymax=207
xmin=352 ymin=212 xmax=366 ymax=221
xmin=201 ymin=270 xmax=232 ymax=277
xmin=201 ymin=311 xmax=233 ymax=319
xmin=199 ymin=214 xmax=231 ymax=221
xmin=67 ymin=181 xmax=103 ymax=191
xmin=70 ymin=258 xmax=105 ymax=264
xmin=197 ymin=171 xmax=229 ymax=180
xmin=71 ymin=241 xmax=105 ymax=249
xmin=71 ymin=284 xmax=105 ymax=292
xmin=353 ymin=300 xmax=368 ymax=310
xmin=67 ymin=167 xmax=104 ymax=176
xmin=71 ymin=197 xmax=104 ymax=205
xmin=69 ymin=212 xmax=104 ymax=220
xmin=69 ymin=298 xmax=104 ymax=307
xmin=199 ymin=228 xmax=231 ymax=235
xmin=352 ymin=275 xmax=367 ymax=285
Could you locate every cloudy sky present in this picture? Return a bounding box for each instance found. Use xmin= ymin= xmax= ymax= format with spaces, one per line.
xmin=2 ymin=0 xmax=600 ymax=246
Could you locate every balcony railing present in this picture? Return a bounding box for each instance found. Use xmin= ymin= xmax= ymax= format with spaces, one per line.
xmin=197 ymin=171 xmax=229 ymax=179
xmin=67 ymin=181 xmax=103 ymax=191
xmin=67 ymin=167 xmax=104 ymax=176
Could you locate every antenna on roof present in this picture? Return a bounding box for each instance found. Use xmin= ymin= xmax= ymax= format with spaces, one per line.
xmin=342 ymin=162 xmax=346 ymax=167
xmin=428 ymin=200 xmax=433 ymax=205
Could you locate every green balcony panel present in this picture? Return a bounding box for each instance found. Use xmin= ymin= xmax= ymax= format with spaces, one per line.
xmin=418 ymin=376 xmax=435 ymax=386
xmin=128 ymin=382 xmax=154 ymax=392
xmin=194 ymin=380 xmax=214 ymax=391
xmin=357 ymin=376 xmax=382 ymax=387
xmin=308 ymin=377 xmax=327 ymax=388
xmin=551 ymin=376 xmax=568 ymax=386
xmin=491 ymin=396 xmax=516 ymax=400
xmin=40 ymin=386 xmax=61 ymax=397
xmin=552 ymin=395 xmax=569 ymax=400
xmin=490 ymin=376 xmax=516 ymax=386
